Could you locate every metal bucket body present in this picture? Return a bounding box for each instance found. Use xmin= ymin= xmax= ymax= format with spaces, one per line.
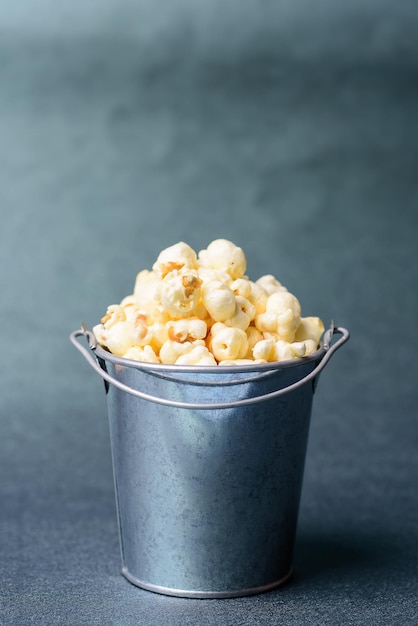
xmin=102 ymin=355 xmax=320 ymax=598
xmin=70 ymin=324 xmax=349 ymax=598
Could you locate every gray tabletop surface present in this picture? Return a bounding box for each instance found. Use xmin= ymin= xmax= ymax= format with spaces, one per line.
xmin=1 ymin=1 xmax=417 ymax=624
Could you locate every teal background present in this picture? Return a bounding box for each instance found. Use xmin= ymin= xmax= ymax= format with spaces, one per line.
xmin=1 ymin=1 xmax=417 ymax=624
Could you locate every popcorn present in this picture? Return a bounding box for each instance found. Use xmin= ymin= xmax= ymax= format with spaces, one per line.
xmin=222 ymin=296 xmax=253 ymax=331
xmin=295 ymin=316 xmax=325 ymax=345
xmin=167 ymin=318 xmax=208 ymax=343
xmin=159 ymin=339 xmax=206 ymax=365
xmin=152 ymin=241 xmax=198 ymax=279
xmin=252 ymin=338 xmax=276 ymax=361
xmin=133 ymin=270 xmax=160 ymax=309
xmin=245 ymin=325 xmax=264 ymax=358
xmin=198 ymin=239 xmax=246 ymax=280
xmin=157 ymin=271 xmax=202 ymax=319
xmin=231 ymin=280 xmax=268 ymax=318
xmin=148 ymin=320 xmax=169 ymax=353
xmin=100 ymin=304 xmax=126 ymax=327
xmin=197 ymin=267 xmax=233 ymax=287
xmin=256 ymin=274 xmax=288 ymax=295
xmin=255 ymin=291 xmax=301 ymax=342
xmin=248 ymin=281 xmax=269 ymax=315
xmin=272 ymin=340 xmax=307 ymax=362
xmin=93 ymin=321 xmax=132 ymax=357
xmin=93 ymin=305 xmax=132 ymax=356
xmin=235 ymin=296 xmax=256 ymax=323
xmin=123 ymin=345 xmax=160 ymax=363
xmin=208 ymin=323 xmax=249 ymax=362
xmin=266 ymin=291 xmax=302 ymax=320
xmin=230 ymin=278 xmax=252 ymax=299
xmin=93 ymin=239 xmax=324 ymax=365
xmin=175 ymin=344 xmax=217 ymax=366
xmin=201 ymin=280 xmax=236 ymax=322
xmin=301 ymin=339 xmax=319 ymax=356
xmin=129 ymin=312 xmax=154 ymax=346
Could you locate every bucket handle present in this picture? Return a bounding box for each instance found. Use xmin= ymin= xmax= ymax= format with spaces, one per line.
xmin=70 ymin=325 xmax=349 ymax=410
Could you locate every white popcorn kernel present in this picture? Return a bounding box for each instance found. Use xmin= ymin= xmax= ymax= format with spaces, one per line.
xmin=130 ymin=312 xmax=154 ymax=346
xmin=236 ymin=295 xmax=256 ymax=322
xmin=265 ymin=291 xmax=301 ymax=318
xmin=252 ymin=338 xmax=276 ymax=361
xmin=123 ymin=345 xmax=160 ymax=363
xmin=230 ymin=278 xmax=252 ymax=299
xmin=167 ymin=318 xmax=207 ymax=343
xmin=208 ymin=325 xmax=248 ymax=362
xmin=125 ymin=304 xmax=169 ymax=352
xmin=133 ymin=269 xmax=160 ymax=309
xmin=222 ymin=296 xmax=254 ymax=331
xmin=276 ymin=309 xmax=300 ymax=342
xmin=152 ymin=241 xmax=198 ymax=279
xmin=93 ymin=305 xmax=134 ymax=356
xmin=223 ymin=307 xmax=250 ymax=331
xmin=262 ymin=331 xmax=280 ymax=341
xmin=244 ymin=325 xmax=264 ymax=358
xmin=120 ymin=295 xmax=137 ymax=308
xmin=201 ymin=280 xmax=236 ymax=322
xmin=303 ymin=339 xmax=318 ymax=355
xmin=98 ymin=321 xmax=133 ymax=357
xmin=100 ymin=304 xmax=127 ymax=327
xmin=198 ymin=239 xmax=246 ymax=280
xmin=159 ymin=339 xmax=206 ymax=365
xmin=256 ymin=274 xmax=288 ymax=295
xmin=148 ymin=303 xmax=165 ymax=321
xmin=272 ymin=340 xmax=307 ymax=362
xmin=194 ymin=301 xmax=211 ymax=324
xmin=119 ymin=302 xmax=165 ymax=349
xmin=295 ymin=316 xmax=325 ymax=346
xmin=218 ymin=358 xmax=266 ymax=366
xmin=246 ymin=325 xmax=263 ymax=349
xmin=209 ymin=322 xmax=226 ymax=337
xmin=248 ymin=281 xmax=269 ymax=316
xmin=255 ymin=291 xmax=302 ymax=342
xmin=92 ymin=323 xmax=107 ymax=346
xmin=175 ymin=344 xmax=217 ymax=366
xmin=120 ymin=299 xmax=141 ymax=319
xmin=254 ymin=312 xmax=278 ymax=334
xmin=158 ymin=271 xmax=202 ymax=319
xmin=149 ymin=321 xmax=169 ymax=353
xmin=197 ymin=267 xmax=233 ymax=287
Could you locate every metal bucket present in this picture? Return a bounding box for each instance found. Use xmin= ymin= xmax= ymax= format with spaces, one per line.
xmin=71 ymin=323 xmax=349 ymax=598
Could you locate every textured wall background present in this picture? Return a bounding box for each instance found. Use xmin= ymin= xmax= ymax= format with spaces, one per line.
xmin=1 ymin=1 xmax=418 ymax=624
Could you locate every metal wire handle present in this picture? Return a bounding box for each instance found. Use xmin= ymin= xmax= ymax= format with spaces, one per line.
xmin=70 ymin=325 xmax=349 ymax=410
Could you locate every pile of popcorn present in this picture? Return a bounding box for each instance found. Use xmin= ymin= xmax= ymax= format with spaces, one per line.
xmin=93 ymin=239 xmax=324 ymax=366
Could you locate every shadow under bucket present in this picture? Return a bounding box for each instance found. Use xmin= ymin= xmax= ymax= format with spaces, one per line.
xmin=71 ymin=324 xmax=349 ymax=598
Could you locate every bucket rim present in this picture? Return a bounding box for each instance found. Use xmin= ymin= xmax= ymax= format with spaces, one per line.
xmin=71 ymin=325 xmax=349 ymax=407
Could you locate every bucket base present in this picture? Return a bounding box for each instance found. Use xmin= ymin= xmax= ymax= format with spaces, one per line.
xmin=121 ymin=567 xmax=294 ymax=599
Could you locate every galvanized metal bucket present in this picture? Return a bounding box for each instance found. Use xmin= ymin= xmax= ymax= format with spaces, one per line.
xmin=71 ymin=323 xmax=349 ymax=598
